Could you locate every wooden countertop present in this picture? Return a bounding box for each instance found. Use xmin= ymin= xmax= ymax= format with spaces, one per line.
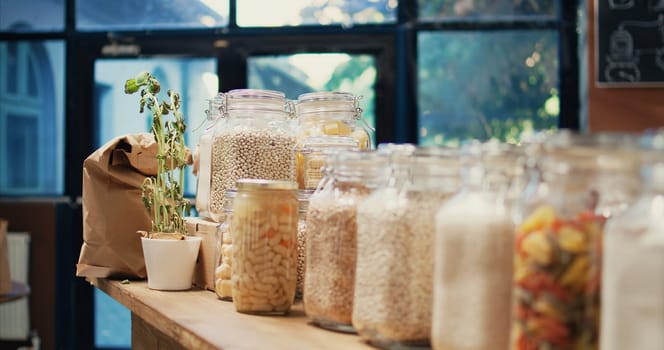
xmin=88 ymin=278 xmax=375 ymax=350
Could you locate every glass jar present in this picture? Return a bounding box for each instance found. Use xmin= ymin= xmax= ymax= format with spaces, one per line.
xmin=432 ymin=141 xmax=523 ymax=350
xmin=353 ymin=146 xmax=461 ymax=348
xmin=304 ymin=149 xmax=386 ymax=333
xmin=209 ymin=89 xmax=296 ymax=222
xmin=296 ymin=189 xmax=313 ymax=300
xmin=301 ymin=135 xmax=359 ymax=190
xmin=295 ymin=91 xmax=373 ymax=189
xmin=214 ymin=188 xmax=236 ymax=301
xmin=510 ymin=132 xmax=641 ymax=350
xmin=231 ymin=179 xmax=298 ymax=315
xmin=600 ymin=130 xmax=664 ymax=350
xmin=195 ymin=95 xmax=223 ymax=219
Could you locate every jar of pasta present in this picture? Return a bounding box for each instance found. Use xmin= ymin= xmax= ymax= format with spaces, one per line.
xmin=209 ymin=89 xmax=296 ymax=222
xmin=194 ymin=95 xmax=222 ymax=219
xmin=600 ymin=129 xmax=663 ymax=350
xmin=230 ymin=179 xmax=298 ymax=315
xmin=304 ymin=149 xmax=386 ymax=333
xmin=214 ymin=188 xmax=236 ymax=301
xmin=510 ymin=132 xmax=641 ymax=350
xmin=354 ymin=146 xmax=462 ymax=348
xmin=294 ymin=92 xmax=373 ymax=189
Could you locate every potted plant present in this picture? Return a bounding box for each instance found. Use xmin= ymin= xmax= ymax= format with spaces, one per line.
xmin=124 ymin=71 xmax=201 ymax=290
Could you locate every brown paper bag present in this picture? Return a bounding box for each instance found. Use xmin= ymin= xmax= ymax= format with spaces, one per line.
xmin=0 ymin=219 xmax=10 ymax=294
xmin=76 ymin=133 xmax=159 ymax=279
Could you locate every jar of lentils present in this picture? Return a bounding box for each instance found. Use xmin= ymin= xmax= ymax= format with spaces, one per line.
xmin=231 ymin=179 xmax=299 ymax=315
xmin=214 ymin=188 xmax=236 ymax=301
xmin=294 ymin=91 xmax=373 ymax=189
xmin=510 ymin=132 xmax=641 ymax=350
xmin=195 ymin=94 xmax=222 ymax=219
xmin=209 ymin=89 xmax=296 ymax=222
xmin=304 ymin=149 xmax=386 ymax=333
xmin=353 ymin=146 xmax=462 ymax=348
xmin=295 ymin=189 xmax=313 ymax=300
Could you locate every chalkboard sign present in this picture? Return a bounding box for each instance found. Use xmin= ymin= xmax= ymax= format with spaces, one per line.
xmin=595 ymin=0 xmax=664 ymax=87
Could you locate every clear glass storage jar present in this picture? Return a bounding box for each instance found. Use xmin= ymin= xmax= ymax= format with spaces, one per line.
xmin=353 ymin=146 xmax=462 ymax=349
xmin=600 ymin=129 xmax=664 ymax=350
xmin=195 ymin=95 xmax=223 ymax=219
xmin=294 ymin=91 xmax=373 ymax=189
xmin=214 ymin=188 xmax=236 ymax=301
xmin=433 ymin=141 xmax=524 ymax=350
xmin=304 ymin=149 xmax=386 ymax=333
xmin=510 ymin=132 xmax=641 ymax=350
xmin=231 ymin=179 xmax=298 ymax=315
xmin=296 ymin=189 xmax=313 ymax=300
xmin=301 ymin=135 xmax=359 ymax=190
xmin=209 ymin=89 xmax=296 ymax=222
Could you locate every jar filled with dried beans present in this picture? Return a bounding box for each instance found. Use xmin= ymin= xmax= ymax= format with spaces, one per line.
xmin=194 ymin=95 xmax=222 ymax=219
xmin=600 ymin=129 xmax=664 ymax=350
xmin=433 ymin=141 xmax=524 ymax=350
xmin=353 ymin=146 xmax=461 ymax=348
xmin=510 ymin=132 xmax=641 ymax=350
xmin=209 ymin=89 xmax=296 ymax=222
xmin=295 ymin=189 xmax=313 ymax=300
xmin=231 ymin=179 xmax=298 ymax=315
xmin=214 ymin=188 xmax=236 ymax=301
xmin=294 ymin=92 xmax=373 ymax=189
xmin=304 ymin=149 xmax=386 ymax=333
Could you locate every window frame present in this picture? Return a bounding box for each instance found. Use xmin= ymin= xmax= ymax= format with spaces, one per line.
xmin=0 ymin=1 xmax=580 ymax=349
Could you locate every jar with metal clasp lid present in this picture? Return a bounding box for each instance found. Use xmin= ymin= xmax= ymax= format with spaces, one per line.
xmin=194 ymin=94 xmax=223 ymax=219
xmin=304 ymin=149 xmax=386 ymax=333
xmin=510 ymin=131 xmax=641 ymax=350
xmin=209 ymin=89 xmax=296 ymax=222
xmin=294 ymin=91 xmax=373 ymax=189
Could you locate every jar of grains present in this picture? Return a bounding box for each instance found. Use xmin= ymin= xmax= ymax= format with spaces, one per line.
xmin=295 ymin=189 xmax=313 ymax=300
xmin=432 ymin=141 xmax=524 ymax=350
xmin=209 ymin=89 xmax=296 ymax=222
xmin=353 ymin=146 xmax=462 ymax=348
xmin=231 ymin=179 xmax=299 ymax=315
xmin=194 ymin=94 xmax=223 ymax=219
xmin=510 ymin=132 xmax=641 ymax=350
xmin=294 ymin=91 xmax=373 ymax=189
xmin=214 ymin=188 xmax=236 ymax=301
xmin=600 ymin=129 xmax=664 ymax=350
xmin=304 ymin=149 xmax=386 ymax=333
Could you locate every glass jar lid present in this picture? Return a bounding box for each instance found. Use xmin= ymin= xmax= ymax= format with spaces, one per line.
xmin=295 ymin=91 xmax=358 ymax=117
xmin=236 ymin=178 xmax=298 ymax=191
xmin=222 ymin=89 xmax=287 ymax=113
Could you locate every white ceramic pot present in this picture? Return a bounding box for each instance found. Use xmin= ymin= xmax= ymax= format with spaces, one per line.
xmin=141 ymin=236 xmax=202 ymax=291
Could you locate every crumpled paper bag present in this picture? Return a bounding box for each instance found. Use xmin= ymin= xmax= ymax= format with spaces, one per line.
xmin=76 ymin=133 xmax=159 ymax=279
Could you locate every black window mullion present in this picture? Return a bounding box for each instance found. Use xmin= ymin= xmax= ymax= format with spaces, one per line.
xmin=558 ymin=0 xmax=581 ymax=130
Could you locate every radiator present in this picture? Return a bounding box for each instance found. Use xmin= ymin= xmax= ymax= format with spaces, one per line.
xmin=0 ymin=232 xmax=31 ymax=340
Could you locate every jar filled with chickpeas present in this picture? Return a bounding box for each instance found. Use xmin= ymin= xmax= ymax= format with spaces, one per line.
xmin=510 ymin=132 xmax=641 ymax=350
xmin=294 ymin=92 xmax=373 ymax=189
xmin=353 ymin=146 xmax=462 ymax=349
xmin=195 ymin=94 xmax=223 ymax=219
xmin=304 ymin=149 xmax=386 ymax=333
xmin=214 ymin=188 xmax=236 ymax=301
xmin=295 ymin=189 xmax=313 ymax=300
xmin=209 ymin=89 xmax=296 ymax=222
xmin=231 ymin=179 xmax=299 ymax=315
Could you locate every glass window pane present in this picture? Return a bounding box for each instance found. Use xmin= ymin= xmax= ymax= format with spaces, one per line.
xmin=418 ymin=0 xmax=557 ymax=21
xmin=237 ymin=0 xmax=397 ymax=27
xmin=417 ymin=31 xmax=559 ymax=146
xmin=94 ymin=58 xmax=218 ymax=197
xmin=0 ymin=0 xmax=65 ymax=32
xmin=248 ymin=53 xmax=377 ymax=145
xmin=77 ymin=0 xmax=229 ymax=31
xmin=0 ymin=40 xmax=65 ymax=195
